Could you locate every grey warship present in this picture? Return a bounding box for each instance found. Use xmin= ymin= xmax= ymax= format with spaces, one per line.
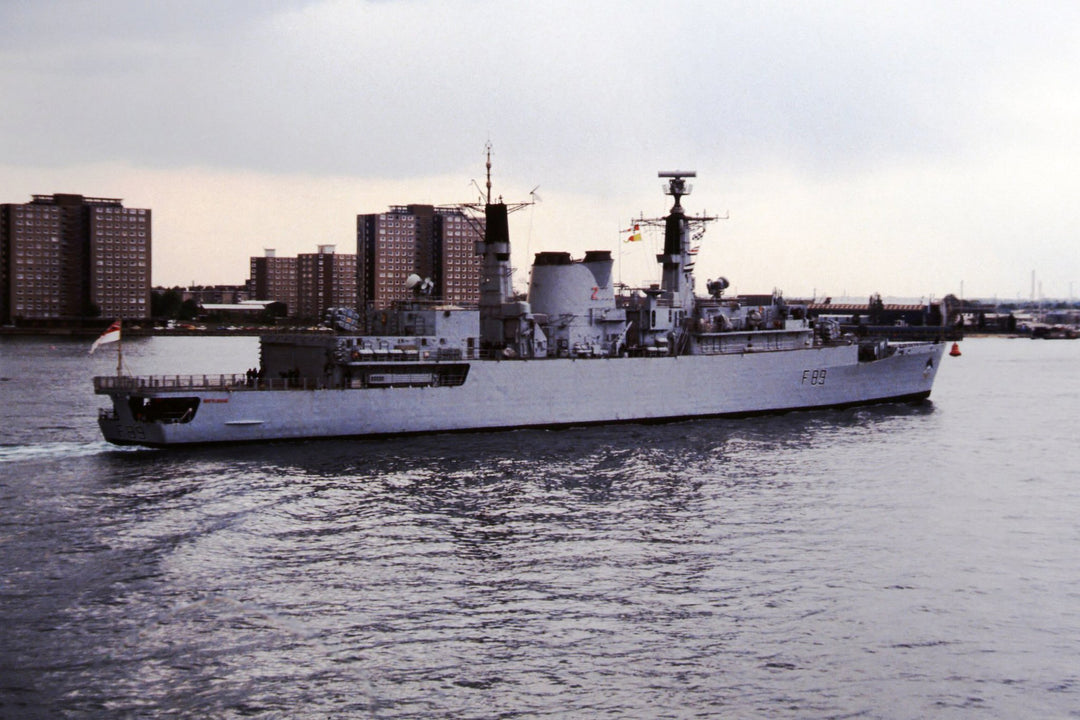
xmin=95 ymin=170 xmax=946 ymax=446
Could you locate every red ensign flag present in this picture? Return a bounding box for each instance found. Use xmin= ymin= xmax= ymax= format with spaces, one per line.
xmin=89 ymin=320 xmax=121 ymax=355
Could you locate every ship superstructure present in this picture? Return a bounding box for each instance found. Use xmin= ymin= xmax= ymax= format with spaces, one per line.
xmin=94 ymin=169 xmax=947 ymax=446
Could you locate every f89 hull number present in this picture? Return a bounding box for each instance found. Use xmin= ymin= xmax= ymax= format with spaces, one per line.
xmin=801 ymin=368 xmax=827 ymax=386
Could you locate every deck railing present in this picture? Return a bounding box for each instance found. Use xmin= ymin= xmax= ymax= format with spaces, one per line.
xmin=93 ymin=374 xmax=312 ymax=392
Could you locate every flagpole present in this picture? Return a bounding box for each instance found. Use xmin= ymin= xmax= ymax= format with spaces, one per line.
xmin=618 ymin=226 xmax=623 ymax=288
xmin=116 ymin=319 xmax=123 ymax=377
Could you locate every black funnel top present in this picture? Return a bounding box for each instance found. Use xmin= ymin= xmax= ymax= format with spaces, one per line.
xmin=663 ymin=207 xmax=683 ymax=256
xmin=485 ymin=203 xmax=509 ymax=246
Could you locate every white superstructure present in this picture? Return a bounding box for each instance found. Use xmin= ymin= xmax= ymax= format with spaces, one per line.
xmin=95 ymin=171 xmax=947 ymax=447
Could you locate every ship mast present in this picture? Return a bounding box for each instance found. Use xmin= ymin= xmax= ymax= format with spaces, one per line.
xmin=485 ymin=144 xmax=492 ymax=204
xmin=659 ymin=171 xmax=693 ymax=302
xmin=651 ymin=171 xmax=717 ymax=311
xmin=460 ymin=144 xmax=533 ymax=353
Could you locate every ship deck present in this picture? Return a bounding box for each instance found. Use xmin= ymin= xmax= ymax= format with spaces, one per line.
xmin=93 ymin=374 xmax=313 ymax=393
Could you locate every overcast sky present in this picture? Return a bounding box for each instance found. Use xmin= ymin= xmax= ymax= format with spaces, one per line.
xmin=3 ymin=0 xmax=1078 ymax=301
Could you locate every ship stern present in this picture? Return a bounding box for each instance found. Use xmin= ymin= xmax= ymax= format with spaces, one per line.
xmin=97 ymin=395 xmax=168 ymax=446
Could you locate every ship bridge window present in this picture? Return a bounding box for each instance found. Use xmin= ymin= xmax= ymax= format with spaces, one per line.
xmin=129 ymin=396 xmax=200 ymax=424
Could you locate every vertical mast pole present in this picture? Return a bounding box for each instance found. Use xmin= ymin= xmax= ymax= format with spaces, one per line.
xmin=116 ymin=319 xmax=123 ymax=377
xmin=485 ymin=143 xmax=492 ymax=205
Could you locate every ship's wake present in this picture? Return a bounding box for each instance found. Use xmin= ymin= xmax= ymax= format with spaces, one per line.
xmin=0 ymin=440 xmax=148 ymax=464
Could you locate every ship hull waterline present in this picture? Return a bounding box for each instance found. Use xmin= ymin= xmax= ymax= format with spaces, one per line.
xmin=96 ymin=341 xmax=945 ymax=447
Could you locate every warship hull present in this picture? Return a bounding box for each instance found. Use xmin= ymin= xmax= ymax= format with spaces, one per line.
xmin=96 ymin=340 xmax=944 ymax=447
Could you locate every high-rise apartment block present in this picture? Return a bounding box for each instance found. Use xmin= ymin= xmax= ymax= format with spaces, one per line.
xmin=436 ymin=209 xmax=483 ymax=306
xmin=241 ymin=203 xmax=481 ymax=322
xmin=296 ymin=245 xmax=357 ymax=320
xmin=249 ymin=249 xmax=298 ymax=314
xmin=356 ymin=204 xmax=482 ymax=310
xmin=357 ymin=206 xmax=421 ymax=311
xmin=1 ymin=193 xmax=151 ymax=324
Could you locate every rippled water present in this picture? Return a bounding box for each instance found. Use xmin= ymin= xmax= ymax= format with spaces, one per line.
xmin=1 ymin=336 xmax=1078 ymax=718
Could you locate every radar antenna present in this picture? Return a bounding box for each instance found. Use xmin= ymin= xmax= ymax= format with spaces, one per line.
xmin=658 ymin=170 xmax=696 ymax=208
xmin=632 ymin=170 xmax=719 ymax=232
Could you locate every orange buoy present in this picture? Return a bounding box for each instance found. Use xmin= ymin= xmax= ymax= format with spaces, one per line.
xmin=949 ymin=342 xmax=962 ymax=357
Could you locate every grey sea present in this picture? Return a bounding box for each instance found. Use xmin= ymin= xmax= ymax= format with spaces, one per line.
xmin=1 ymin=335 xmax=1078 ymax=719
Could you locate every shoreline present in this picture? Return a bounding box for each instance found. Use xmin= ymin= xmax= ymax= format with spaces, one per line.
xmin=0 ymin=326 xmax=329 ymax=338
xmin=1 ymin=327 xmax=1048 ymax=340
